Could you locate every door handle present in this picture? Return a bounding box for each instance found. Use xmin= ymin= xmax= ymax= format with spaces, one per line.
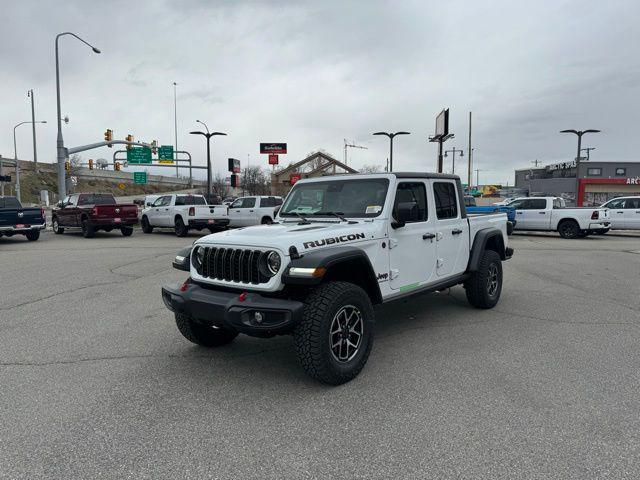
xmin=422 ymin=233 xmax=436 ymax=240
xmin=249 ymin=210 xmax=254 ymax=213
xmin=452 ymin=229 xmax=462 ymax=235
xmin=538 ymin=212 xmax=546 ymax=214
xmin=617 ymin=211 xmax=624 ymax=214
xmin=516 ymin=211 xmax=523 ymax=215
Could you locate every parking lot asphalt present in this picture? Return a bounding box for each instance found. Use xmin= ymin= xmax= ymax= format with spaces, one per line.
xmin=1 ymin=229 xmax=639 ymax=479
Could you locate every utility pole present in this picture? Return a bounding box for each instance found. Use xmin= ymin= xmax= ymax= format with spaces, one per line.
xmin=343 ymin=139 xmax=367 ymax=165
xmin=581 ymin=147 xmax=595 ymax=161
xmin=474 ymin=168 xmax=483 ymax=186
xmin=531 ymin=159 xmax=541 ymax=167
xmin=173 ymin=82 xmax=179 ymax=178
xmin=28 ymin=90 xmax=38 ymax=163
xmin=467 ymin=112 xmax=472 ymax=188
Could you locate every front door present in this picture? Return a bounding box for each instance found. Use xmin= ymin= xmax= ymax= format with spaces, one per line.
xmin=432 ymin=180 xmax=469 ymax=277
xmin=605 ymin=198 xmax=626 ymax=229
xmin=623 ymin=198 xmax=640 ymax=230
xmin=230 ymin=197 xmax=257 ymax=226
xmin=388 ymin=181 xmax=437 ymax=290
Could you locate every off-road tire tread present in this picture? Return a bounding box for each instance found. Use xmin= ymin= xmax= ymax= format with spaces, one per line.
xmin=464 ymin=249 xmax=502 ymax=309
xmin=294 ymin=281 xmax=374 ymax=385
xmin=175 ymin=217 xmax=188 ymax=237
xmin=141 ymin=216 xmax=153 ymax=233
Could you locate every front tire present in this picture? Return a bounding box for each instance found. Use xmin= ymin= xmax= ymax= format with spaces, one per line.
xmin=261 ymin=216 xmax=273 ymax=225
xmin=293 ymin=281 xmax=374 ymax=385
xmin=175 ymin=217 xmax=188 ymax=237
xmin=25 ymin=230 xmax=40 ymax=241
xmin=141 ymin=216 xmax=153 ymax=233
xmin=558 ymin=220 xmax=580 ymax=239
xmin=464 ymin=250 xmax=503 ymax=309
xmin=121 ymin=227 xmax=133 ymax=237
xmin=175 ymin=313 xmax=238 ymax=347
xmin=52 ymin=217 xmax=64 ymax=234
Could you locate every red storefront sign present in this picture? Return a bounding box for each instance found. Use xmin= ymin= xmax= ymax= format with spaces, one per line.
xmin=268 ymin=154 xmax=279 ymax=165
xmin=577 ymin=178 xmax=634 ymax=206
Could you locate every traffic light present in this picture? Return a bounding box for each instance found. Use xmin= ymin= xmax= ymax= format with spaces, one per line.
xmin=114 ymin=161 xmax=121 ymax=171
xmin=104 ymin=129 xmax=113 ymax=147
xmin=88 ymin=159 xmax=94 ymax=170
xmin=125 ymin=134 xmax=134 ymax=150
xmin=151 ymin=140 xmax=158 ymax=155
xmin=64 ymin=161 xmax=71 ymax=172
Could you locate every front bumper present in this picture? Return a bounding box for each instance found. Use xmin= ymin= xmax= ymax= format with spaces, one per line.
xmin=188 ymin=218 xmax=230 ymax=228
xmin=161 ymin=281 xmax=304 ymax=336
xmin=0 ymin=223 xmax=46 ymax=233
xmin=588 ymin=222 xmax=610 ymax=230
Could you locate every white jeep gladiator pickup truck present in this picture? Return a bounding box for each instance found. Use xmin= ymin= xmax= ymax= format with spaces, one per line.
xmin=162 ymin=173 xmax=513 ymax=384
xmin=141 ymin=194 xmax=229 ymax=237
xmin=508 ymin=197 xmax=610 ymax=238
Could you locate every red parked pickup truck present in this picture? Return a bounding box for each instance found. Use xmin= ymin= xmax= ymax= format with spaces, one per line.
xmin=52 ymin=193 xmax=138 ymax=238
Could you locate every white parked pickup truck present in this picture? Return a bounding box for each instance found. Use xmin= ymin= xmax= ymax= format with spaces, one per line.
xmin=228 ymin=196 xmax=283 ymax=227
xmin=141 ymin=194 xmax=229 ymax=237
xmin=599 ymin=197 xmax=640 ymax=231
xmin=162 ymin=173 xmax=513 ymax=384
xmin=508 ymin=197 xmax=610 ymax=238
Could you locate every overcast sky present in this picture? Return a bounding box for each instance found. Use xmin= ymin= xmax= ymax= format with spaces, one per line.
xmin=2 ymin=0 xmax=639 ymax=184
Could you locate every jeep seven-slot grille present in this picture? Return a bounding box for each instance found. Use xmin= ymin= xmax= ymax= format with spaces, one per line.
xmin=200 ymin=247 xmax=268 ymax=284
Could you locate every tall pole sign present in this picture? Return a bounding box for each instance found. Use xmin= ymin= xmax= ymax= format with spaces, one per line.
xmin=428 ymin=109 xmax=454 ymax=173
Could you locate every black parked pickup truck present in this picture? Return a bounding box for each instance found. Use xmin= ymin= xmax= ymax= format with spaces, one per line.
xmin=0 ymin=196 xmax=46 ymax=241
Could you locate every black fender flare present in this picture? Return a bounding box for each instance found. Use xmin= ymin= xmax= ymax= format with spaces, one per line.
xmin=282 ymin=246 xmax=382 ymax=304
xmin=467 ymin=228 xmax=506 ymax=272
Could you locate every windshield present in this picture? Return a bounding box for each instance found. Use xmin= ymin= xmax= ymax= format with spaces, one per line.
xmin=280 ymin=178 xmax=389 ymax=218
xmin=78 ymin=194 xmax=116 ymax=206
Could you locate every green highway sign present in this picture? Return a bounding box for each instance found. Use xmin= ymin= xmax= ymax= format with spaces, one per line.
xmin=127 ymin=147 xmax=152 ymax=164
xmin=133 ymin=172 xmax=147 ymax=184
xmin=158 ymin=145 xmax=174 ymax=162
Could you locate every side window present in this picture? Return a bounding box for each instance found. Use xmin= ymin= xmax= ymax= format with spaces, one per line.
xmin=68 ymin=195 xmax=78 ymax=206
xmin=529 ymin=199 xmax=547 ymax=209
xmin=231 ymin=199 xmax=243 ymax=208
xmin=174 ymin=196 xmax=186 ymax=206
xmin=393 ymin=182 xmax=427 ymax=223
xmin=627 ymin=199 xmax=640 ymax=209
xmin=606 ymin=199 xmax=624 ymax=209
xmin=553 ymin=198 xmax=563 ymax=209
xmin=433 ymin=182 xmax=458 ymax=219
xmin=261 ymin=197 xmax=275 ymax=207
xmin=243 ymin=198 xmax=256 ymax=208
xmin=275 ymin=197 xmax=283 ymax=206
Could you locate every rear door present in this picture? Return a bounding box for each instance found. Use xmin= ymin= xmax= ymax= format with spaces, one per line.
xmin=432 ymin=180 xmax=469 ymax=277
xmin=65 ymin=195 xmax=81 ymax=227
xmin=230 ymin=197 xmax=256 ymax=226
xmin=388 ymin=181 xmax=437 ymax=289
xmin=604 ymin=198 xmax=626 ymax=229
xmin=624 ymin=198 xmax=640 ymax=230
xmin=156 ymin=195 xmax=173 ymax=226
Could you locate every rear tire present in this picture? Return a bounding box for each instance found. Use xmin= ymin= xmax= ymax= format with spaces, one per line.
xmin=293 ymin=281 xmax=374 ymax=385
xmin=25 ymin=230 xmax=40 ymax=241
xmin=81 ymin=219 xmax=95 ymax=238
xmin=261 ymin=216 xmax=273 ymax=225
xmin=121 ymin=227 xmax=133 ymax=237
xmin=595 ymin=229 xmax=609 ymax=235
xmin=464 ymin=250 xmax=502 ymax=309
xmin=175 ymin=217 xmax=188 ymax=237
xmin=175 ymin=313 xmax=238 ymax=347
xmin=52 ymin=217 xmax=64 ymax=234
xmin=558 ymin=220 xmax=580 ymax=239
xmin=141 ymin=216 xmax=153 ymax=234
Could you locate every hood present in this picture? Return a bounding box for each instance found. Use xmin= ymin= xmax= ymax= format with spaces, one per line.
xmin=195 ymin=220 xmax=380 ymax=254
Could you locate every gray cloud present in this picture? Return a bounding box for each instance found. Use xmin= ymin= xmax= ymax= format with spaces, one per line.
xmin=1 ymin=0 xmax=639 ymax=184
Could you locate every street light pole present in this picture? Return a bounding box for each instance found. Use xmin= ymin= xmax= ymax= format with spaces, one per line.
xmin=560 ymin=129 xmax=600 ymax=206
xmin=581 ymin=147 xmax=596 ymax=161
xmin=28 ymin=90 xmax=38 ymax=164
xmin=190 ymin=120 xmax=226 ymax=202
xmin=173 ymin=82 xmax=179 ymax=177
xmin=13 ymin=120 xmax=47 ymax=202
xmin=444 ymin=147 xmax=464 ymax=175
xmin=55 ymin=32 xmax=101 ymax=201
xmin=372 ymin=131 xmax=410 ymax=172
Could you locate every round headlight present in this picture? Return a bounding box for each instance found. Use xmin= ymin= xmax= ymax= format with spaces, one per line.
xmin=192 ymin=246 xmax=205 ymax=270
xmin=265 ymin=251 xmax=282 ymax=276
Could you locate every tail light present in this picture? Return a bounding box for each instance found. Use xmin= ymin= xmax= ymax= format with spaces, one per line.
xmin=188 ymin=206 xmax=195 ymax=216
xmin=92 ymin=206 xmax=98 ymax=217
xmin=591 ymin=211 xmax=599 ymax=220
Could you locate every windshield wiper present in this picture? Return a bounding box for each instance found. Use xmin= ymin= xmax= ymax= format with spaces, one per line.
xmin=312 ymin=211 xmax=349 ymax=222
xmin=292 ymin=211 xmax=312 ymax=225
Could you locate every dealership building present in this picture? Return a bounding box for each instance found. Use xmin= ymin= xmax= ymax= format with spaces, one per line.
xmin=514 ymin=160 xmax=640 ymax=206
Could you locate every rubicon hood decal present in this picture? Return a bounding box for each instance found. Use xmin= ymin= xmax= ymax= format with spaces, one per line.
xmin=303 ymin=233 xmax=366 ymax=249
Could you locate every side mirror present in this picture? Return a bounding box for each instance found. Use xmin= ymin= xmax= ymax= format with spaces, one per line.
xmin=56 ymin=201 xmax=64 ymax=208
xmin=391 ymin=202 xmax=418 ymax=229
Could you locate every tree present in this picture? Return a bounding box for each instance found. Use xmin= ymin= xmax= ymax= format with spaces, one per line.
xmin=212 ymin=173 xmax=230 ymax=198
xmin=241 ymin=166 xmax=270 ymax=195
xmin=359 ymin=164 xmax=381 ymax=173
